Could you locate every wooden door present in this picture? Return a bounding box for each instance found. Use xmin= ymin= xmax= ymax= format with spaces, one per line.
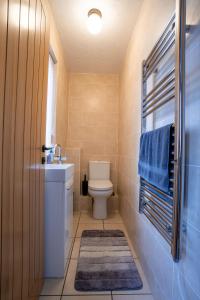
xmin=0 ymin=0 xmax=49 ymax=299
xmin=0 ymin=0 xmax=8 ymax=296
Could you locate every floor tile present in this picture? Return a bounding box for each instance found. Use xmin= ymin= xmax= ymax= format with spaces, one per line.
xmin=41 ymin=278 xmax=65 ymax=296
xmin=71 ymin=238 xmax=81 ymax=259
xmin=79 ymin=211 xmax=103 ymax=224
xmin=62 ymin=259 xmax=111 ymax=296
xmin=76 ymin=223 xmax=104 ymax=238
xmin=62 ymin=296 xmax=112 ymax=300
xmin=74 ymin=211 xmax=81 ymax=218
xmin=104 ymin=213 xmax=123 ymax=224
xmin=40 ymin=297 xmax=61 ymax=300
xmin=72 ymin=212 xmax=80 ymax=237
xmin=112 ymin=259 xmax=151 ymax=295
xmin=104 ymin=223 xmax=128 ymax=236
xmin=113 ymin=295 xmax=154 ymax=300
xmin=41 ymin=260 xmax=69 ymax=296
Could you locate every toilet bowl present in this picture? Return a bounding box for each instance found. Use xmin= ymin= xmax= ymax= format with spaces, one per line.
xmin=88 ymin=180 xmax=113 ymax=219
xmin=88 ymin=161 xmax=113 ymax=219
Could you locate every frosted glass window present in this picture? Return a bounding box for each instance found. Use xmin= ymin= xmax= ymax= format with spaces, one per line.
xmin=46 ymin=54 xmax=56 ymax=147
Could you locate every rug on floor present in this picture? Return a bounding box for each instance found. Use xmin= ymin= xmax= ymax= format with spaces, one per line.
xmin=74 ymin=229 xmax=143 ymax=291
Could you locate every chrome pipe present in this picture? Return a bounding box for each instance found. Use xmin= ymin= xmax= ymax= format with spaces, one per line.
xmin=143 ymin=85 xmax=175 ymax=112
xmin=143 ymin=209 xmax=172 ymax=244
xmin=145 ymin=38 xmax=175 ymax=80
xmin=143 ymin=68 xmax=175 ymax=102
xmin=139 ymin=61 xmax=147 ymax=213
xmin=172 ymin=0 xmax=186 ymax=262
xmin=143 ymin=76 xmax=175 ymax=107
xmin=141 ymin=179 xmax=173 ymax=202
xmin=144 ymin=206 xmax=171 ymax=232
xmin=141 ymin=187 xmax=173 ymax=212
xmin=144 ymin=198 xmax=172 ymax=223
xmin=145 ymin=14 xmax=176 ymax=67
xmin=142 ymin=93 xmax=175 ymax=117
xmin=145 ymin=31 xmax=175 ymax=76
xmin=141 ymin=192 xmax=173 ymax=219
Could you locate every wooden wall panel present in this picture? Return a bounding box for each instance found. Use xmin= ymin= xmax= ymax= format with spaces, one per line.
xmin=39 ymin=7 xmax=49 ymax=289
xmin=35 ymin=2 xmax=45 ymax=292
xmin=28 ymin=0 xmax=40 ymax=292
xmin=13 ymin=1 xmax=29 ymax=298
xmin=1 ymin=0 xmax=20 ymax=298
xmin=28 ymin=0 xmax=49 ymax=297
xmin=0 ymin=0 xmax=49 ymax=299
xmin=22 ymin=0 xmax=37 ymax=298
xmin=0 ymin=0 xmax=8 ymax=296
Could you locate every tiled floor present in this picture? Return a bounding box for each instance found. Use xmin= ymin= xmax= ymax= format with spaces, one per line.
xmin=40 ymin=211 xmax=154 ymax=300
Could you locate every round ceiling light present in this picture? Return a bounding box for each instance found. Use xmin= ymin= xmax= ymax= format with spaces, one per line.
xmin=87 ymin=8 xmax=102 ymax=35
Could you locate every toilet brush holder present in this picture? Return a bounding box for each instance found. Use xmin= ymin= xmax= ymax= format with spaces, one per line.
xmin=82 ymin=174 xmax=88 ymax=196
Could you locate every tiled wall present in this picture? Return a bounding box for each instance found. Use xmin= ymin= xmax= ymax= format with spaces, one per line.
xmin=67 ymin=73 xmax=119 ymax=210
xmin=119 ymin=0 xmax=200 ymax=299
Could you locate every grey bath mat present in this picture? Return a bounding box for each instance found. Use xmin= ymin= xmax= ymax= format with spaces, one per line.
xmin=74 ymin=230 xmax=143 ymax=291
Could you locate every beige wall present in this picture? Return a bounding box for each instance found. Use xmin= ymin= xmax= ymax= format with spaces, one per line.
xmin=67 ymin=73 xmax=119 ymax=208
xmin=45 ymin=0 xmax=69 ymax=148
xmin=118 ymin=0 xmax=175 ymax=299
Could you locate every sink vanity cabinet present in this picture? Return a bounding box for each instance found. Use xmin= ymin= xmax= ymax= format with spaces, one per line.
xmin=44 ymin=164 xmax=74 ymax=277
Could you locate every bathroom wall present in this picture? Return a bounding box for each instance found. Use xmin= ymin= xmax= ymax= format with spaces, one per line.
xmin=67 ymin=73 xmax=119 ymax=210
xmin=119 ymin=0 xmax=200 ymax=299
xmin=45 ymin=0 xmax=69 ymax=148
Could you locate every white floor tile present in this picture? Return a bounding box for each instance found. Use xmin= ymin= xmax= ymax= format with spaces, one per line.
xmin=62 ymin=296 xmax=112 ymax=300
xmin=104 ymin=223 xmax=128 ymax=236
xmin=112 ymin=259 xmax=151 ymax=295
xmin=41 ymin=278 xmax=65 ymax=296
xmin=76 ymin=223 xmax=104 ymax=238
xmin=79 ymin=211 xmax=103 ymax=224
xmin=71 ymin=238 xmax=81 ymax=259
xmin=40 ymin=297 xmax=61 ymax=300
xmin=72 ymin=213 xmax=80 ymax=238
xmin=74 ymin=211 xmax=81 ymax=218
xmin=41 ymin=259 xmax=69 ymax=296
xmin=104 ymin=213 xmax=123 ymax=224
xmin=113 ymin=295 xmax=154 ymax=300
xmin=62 ymin=259 xmax=111 ymax=296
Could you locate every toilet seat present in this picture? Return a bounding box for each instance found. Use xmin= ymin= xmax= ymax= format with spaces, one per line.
xmin=88 ymin=180 xmax=113 ymax=191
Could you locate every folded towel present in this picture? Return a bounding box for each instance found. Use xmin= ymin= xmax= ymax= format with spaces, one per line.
xmin=138 ymin=124 xmax=173 ymax=193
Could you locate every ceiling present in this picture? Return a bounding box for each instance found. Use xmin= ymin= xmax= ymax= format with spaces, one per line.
xmin=48 ymin=0 xmax=143 ymax=73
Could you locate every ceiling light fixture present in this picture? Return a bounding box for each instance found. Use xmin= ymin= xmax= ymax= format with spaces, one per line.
xmin=87 ymin=8 xmax=102 ymax=35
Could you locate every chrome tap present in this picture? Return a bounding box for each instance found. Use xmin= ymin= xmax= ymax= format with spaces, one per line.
xmin=54 ymin=144 xmax=62 ymax=163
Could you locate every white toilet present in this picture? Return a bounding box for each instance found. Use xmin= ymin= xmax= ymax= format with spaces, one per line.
xmin=88 ymin=161 xmax=113 ymax=220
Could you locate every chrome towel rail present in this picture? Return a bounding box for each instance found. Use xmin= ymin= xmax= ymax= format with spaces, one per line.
xmin=139 ymin=0 xmax=186 ymax=262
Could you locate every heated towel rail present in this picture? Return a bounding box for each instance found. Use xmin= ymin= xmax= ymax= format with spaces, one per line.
xmin=139 ymin=0 xmax=185 ymax=261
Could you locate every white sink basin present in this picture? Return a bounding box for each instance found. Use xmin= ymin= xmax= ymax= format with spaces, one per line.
xmin=45 ymin=163 xmax=74 ymax=182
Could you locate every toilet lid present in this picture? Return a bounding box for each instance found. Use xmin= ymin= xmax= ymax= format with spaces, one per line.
xmin=88 ymin=180 xmax=113 ymax=191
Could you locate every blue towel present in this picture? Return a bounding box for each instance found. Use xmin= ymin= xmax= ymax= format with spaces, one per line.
xmin=138 ymin=124 xmax=173 ymax=193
